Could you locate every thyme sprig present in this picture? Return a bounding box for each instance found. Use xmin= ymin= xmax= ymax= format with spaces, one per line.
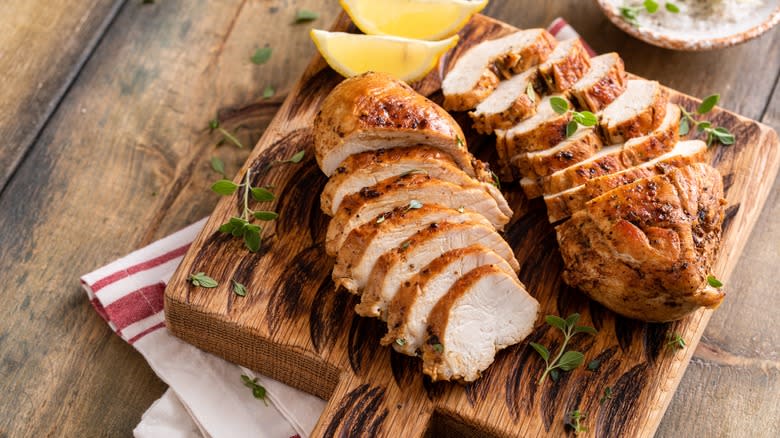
xmin=241 ymin=374 xmax=269 ymax=406
xmin=679 ymin=94 xmax=735 ymax=146
xmin=550 ymin=96 xmax=598 ymax=137
xmin=530 ymin=313 xmax=597 ymax=384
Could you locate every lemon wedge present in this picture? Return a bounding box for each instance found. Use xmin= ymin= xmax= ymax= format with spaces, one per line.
xmin=311 ymin=30 xmax=458 ymax=82
xmin=340 ymin=0 xmax=488 ymax=40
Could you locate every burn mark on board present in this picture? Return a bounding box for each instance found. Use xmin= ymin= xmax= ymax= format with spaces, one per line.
xmin=309 ymin=278 xmax=355 ymax=354
xmin=347 ymin=314 xmax=385 ymax=375
xmin=596 ymin=363 xmax=651 ymax=437
xmin=721 ymin=203 xmax=740 ymax=235
xmin=644 ymin=322 xmax=673 ymax=363
xmin=505 ymin=325 xmax=550 ymax=420
xmin=389 ymin=349 xmax=420 ymax=389
xmin=322 ymin=384 xmax=388 ymax=438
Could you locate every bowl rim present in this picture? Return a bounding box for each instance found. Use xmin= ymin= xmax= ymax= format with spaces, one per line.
xmin=595 ymin=0 xmax=780 ymax=51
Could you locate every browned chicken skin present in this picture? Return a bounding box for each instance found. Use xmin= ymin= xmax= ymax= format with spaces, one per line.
xmin=556 ymin=163 xmax=726 ymax=322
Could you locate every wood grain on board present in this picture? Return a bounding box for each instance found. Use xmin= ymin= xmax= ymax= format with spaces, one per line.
xmin=0 ymin=0 xmax=778 ymax=436
xmin=164 ymin=13 xmax=780 ymax=437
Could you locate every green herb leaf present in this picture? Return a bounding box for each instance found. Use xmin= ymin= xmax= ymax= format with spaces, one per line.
xmin=253 ymin=211 xmax=279 ymax=221
xmin=241 ymin=375 xmax=269 ymax=406
xmin=491 ymin=171 xmax=501 ymax=189
xmin=295 ymin=9 xmax=319 ymax=23
xmin=574 ymin=111 xmax=598 ymax=127
xmin=376 ymin=215 xmax=386 ymax=224
xmin=251 ymin=187 xmax=275 ymax=202
xmin=644 ymin=0 xmax=659 ymax=13
xmin=219 ymin=221 xmax=236 ymax=234
xmin=550 ymin=96 xmax=569 ymax=114
xmin=432 ymin=343 xmax=443 ymax=353
xmin=456 ymin=136 xmax=465 ymax=148
xmin=545 ymin=315 xmax=567 ymax=331
xmin=399 ymin=240 xmax=411 ymax=251
xmin=566 ymin=410 xmax=588 ymax=435
xmin=558 ymin=351 xmax=585 ymax=371
xmin=667 ymin=333 xmax=686 ymax=350
xmin=600 ymin=386 xmax=613 ymax=404
xmin=244 ymin=227 xmax=261 ymax=252
xmin=250 ymin=47 xmax=272 ymax=65
xmin=565 ymin=120 xmax=579 ymax=138
xmin=679 ymin=116 xmax=690 ymax=135
xmin=574 ymin=325 xmax=598 ymax=335
xmin=188 ymin=272 xmax=218 ymax=288
xmin=526 ymin=82 xmax=536 ymax=103
xmin=263 ymin=85 xmax=275 ymax=99
xmin=209 ymin=119 xmax=220 ymax=131
xmin=232 ymin=280 xmax=247 ymax=297
xmin=565 ymin=313 xmax=581 ymax=327
xmin=549 ymin=369 xmax=560 ymax=381
xmin=286 ymin=150 xmax=306 ymax=163
xmin=211 ymin=180 xmax=239 ymax=195
xmin=707 ymin=274 xmax=724 ymax=288
xmin=395 ymin=338 xmax=406 ymax=346
xmin=399 ymin=168 xmax=427 ymax=177
xmin=218 ymin=127 xmax=244 ymax=148
xmin=587 ymin=359 xmax=601 ymax=371
xmin=665 ymin=2 xmax=680 ymax=13
xmin=211 ymin=157 xmax=226 ymax=176
xmin=697 ymin=94 xmax=720 ymax=114
xmin=697 ymin=121 xmax=712 ymax=132
xmin=408 ymin=200 xmax=423 ymax=210
xmin=712 ymin=127 xmax=735 ymax=145
xmin=619 ymin=6 xmax=640 ymax=25
xmin=529 ymin=342 xmax=550 ymax=362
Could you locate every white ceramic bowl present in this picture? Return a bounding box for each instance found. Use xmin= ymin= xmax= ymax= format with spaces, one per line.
xmin=596 ymin=0 xmax=780 ymax=50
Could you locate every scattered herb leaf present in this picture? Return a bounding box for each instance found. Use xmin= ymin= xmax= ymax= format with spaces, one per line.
xmin=395 ymin=338 xmax=406 ymax=346
xmin=456 ymin=136 xmax=465 ymax=148
xmin=550 ymin=98 xmax=598 ymax=137
xmin=211 ymin=157 xmax=226 ymax=176
xmin=253 ymin=211 xmax=279 ymax=221
xmin=281 ymin=150 xmax=306 ymax=164
xmin=644 ymin=0 xmax=659 ymax=13
xmin=232 ymin=280 xmax=248 ymax=297
xmin=566 ymin=410 xmax=587 ymax=435
xmin=550 ymin=96 xmax=569 ymax=114
xmin=212 ymin=180 xmax=238 ymax=196
xmin=667 ymin=332 xmax=686 ymax=350
xmin=665 ymin=2 xmax=680 ymax=13
xmin=678 ymin=96 xmax=735 ymax=147
xmin=697 ymin=94 xmax=720 ymax=114
xmin=295 ymin=9 xmax=319 ymax=23
xmin=407 ymin=200 xmax=423 ymax=210
xmin=566 ymin=120 xmax=579 ymax=137
xmin=250 ymin=47 xmax=272 ymax=65
xmin=600 ymin=386 xmax=614 ymax=404
xmin=263 ymin=85 xmax=275 ymax=99
xmin=587 ymin=359 xmax=601 ymax=371
xmin=241 ymin=374 xmax=269 ymax=406
xmin=533 ymin=313 xmax=597 ymax=384
xmin=432 ymin=343 xmax=443 ymax=353
xmin=707 ymin=274 xmax=724 ymax=288
xmin=251 ymin=187 xmax=275 ymax=202
xmin=491 ymin=171 xmax=501 ymax=189
xmin=188 ymin=272 xmax=218 ymax=288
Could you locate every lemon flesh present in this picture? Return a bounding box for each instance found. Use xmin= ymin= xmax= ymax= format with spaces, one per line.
xmin=340 ymin=0 xmax=488 ymax=40
xmin=311 ymin=30 xmax=458 ymax=82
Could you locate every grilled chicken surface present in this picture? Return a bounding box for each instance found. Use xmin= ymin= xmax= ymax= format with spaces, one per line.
xmin=441 ymin=27 xmax=727 ymax=322
xmin=313 ymin=72 xmax=539 ymax=382
xmin=556 ymin=163 xmax=726 ymax=321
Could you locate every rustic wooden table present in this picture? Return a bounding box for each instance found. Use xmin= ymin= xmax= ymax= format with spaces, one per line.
xmin=0 ymin=1 xmax=777 ymax=436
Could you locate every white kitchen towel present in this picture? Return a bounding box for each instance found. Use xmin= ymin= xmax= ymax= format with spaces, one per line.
xmin=81 ymin=218 xmax=326 ymax=438
xmin=81 ymin=17 xmax=586 ymax=438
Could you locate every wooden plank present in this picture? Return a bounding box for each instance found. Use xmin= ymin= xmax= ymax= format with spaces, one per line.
xmin=0 ymin=1 xmax=339 ymax=436
xmin=164 ymin=13 xmax=780 ymax=437
xmin=1 ymin=1 xmax=778 ymax=436
xmin=0 ymin=0 xmax=125 ymax=190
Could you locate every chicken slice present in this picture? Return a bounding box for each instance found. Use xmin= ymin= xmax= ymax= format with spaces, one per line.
xmin=522 ymin=103 xmax=680 ymax=198
xmin=333 ymin=205 xmax=491 ymax=294
xmin=442 ymin=29 xmax=557 ymax=111
xmin=511 ymin=127 xmax=603 ymax=179
xmin=538 ymin=38 xmax=591 ymax=92
xmin=421 ymin=265 xmax=539 ymax=382
xmin=325 ymin=174 xmax=511 ymax=255
xmin=382 ymin=245 xmax=516 ymax=355
xmin=570 ymin=52 xmax=627 ymax=112
xmin=320 ymin=147 xmax=510 ymax=217
xmin=599 ymin=79 xmax=668 ymax=144
xmin=313 ymin=72 xmax=473 ymax=177
xmin=495 ymin=94 xmax=572 ymax=179
xmin=544 ymin=140 xmax=708 ymax=223
xmin=556 ymin=163 xmax=726 ymax=322
xmin=356 ymin=222 xmax=519 ymax=318
xmin=469 ymin=69 xmax=540 ymax=134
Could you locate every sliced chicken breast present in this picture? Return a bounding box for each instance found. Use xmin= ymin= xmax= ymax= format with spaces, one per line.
xmin=511 ymin=127 xmax=603 ymax=179
xmin=599 ymin=79 xmax=668 ymax=143
xmin=325 ymin=174 xmax=511 ymax=255
xmin=557 ymin=163 xmax=726 ymax=322
xmin=535 ymin=103 xmax=680 ymax=195
xmin=320 ymin=147 xmax=510 ymax=217
xmin=544 ymin=140 xmax=708 ymax=223
xmin=333 ymin=205 xmax=491 ymax=294
xmin=538 ymin=38 xmax=591 ymax=92
xmin=570 ymin=52 xmax=627 ymax=112
xmin=356 ymin=222 xmax=520 ymax=318
xmin=469 ymin=69 xmax=540 ymax=134
xmin=313 ymin=72 xmax=473 ymax=177
xmin=496 ymin=94 xmax=572 ymax=177
xmin=421 ymin=265 xmax=539 ymax=382
xmin=382 ymin=245 xmax=516 ymax=355
xmin=442 ymin=29 xmax=557 ymax=111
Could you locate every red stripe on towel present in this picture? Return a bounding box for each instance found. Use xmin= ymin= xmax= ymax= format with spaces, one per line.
xmin=91 ymin=243 xmax=190 ymax=293
xmin=105 ymin=283 xmax=166 ymax=330
xmin=128 ymin=321 xmax=167 ymax=345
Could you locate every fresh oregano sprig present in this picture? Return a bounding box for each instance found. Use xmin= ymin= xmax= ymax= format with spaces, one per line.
xmin=550 ymin=96 xmax=598 ymax=138
xmin=620 ymin=0 xmax=680 ymax=26
xmin=188 ymin=272 xmax=218 ymax=288
xmin=241 ymin=374 xmax=269 ymax=406
xmin=679 ymin=94 xmax=735 ymax=146
xmin=565 ymin=409 xmax=588 ymax=435
xmin=530 ymin=313 xmax=597 ymax=384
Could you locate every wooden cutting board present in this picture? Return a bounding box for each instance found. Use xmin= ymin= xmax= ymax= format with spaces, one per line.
xmin=164 ymin=13 xmax=780 ymax=437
